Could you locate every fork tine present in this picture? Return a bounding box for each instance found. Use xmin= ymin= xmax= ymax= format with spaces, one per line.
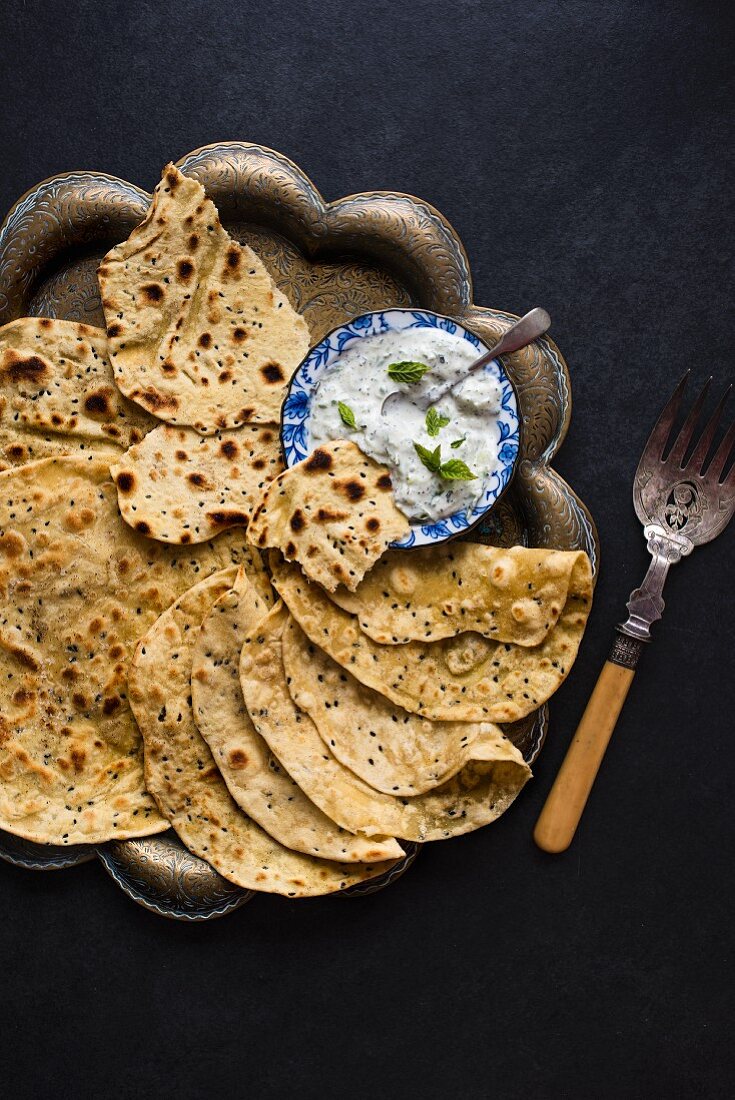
xmin=688 ymin=384 xmax=732 ymax=472
xmin=668 ymin=376 xmax=712 ymax=466
xmin=706 ymin=413 xmax=735 ymax=483
xmin=723 ymin=456 xmax=735 ymax=494
xmin=645 ymin=371 xmax=689 ymax=461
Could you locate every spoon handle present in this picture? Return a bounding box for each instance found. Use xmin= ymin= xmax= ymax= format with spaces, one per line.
xmin=433 ymin=308 xmax=551 ymax=404
xmin=490 ymin=307 xmax=551 ymax=359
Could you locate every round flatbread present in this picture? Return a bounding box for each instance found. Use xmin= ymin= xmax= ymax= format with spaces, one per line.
xmin=240 ymin=604 xmax=531 ymax=842
xmin=281 ymin=614 xmax=521 ymax=796
xmin=0 ymin=456 xmax=259 ymax=846
xmin=0 ymin=317 xmax=155 ymax=470
xmin=271 ymin=556 xmax=593 ymax=723
xmin=248 ymin=440 xmax=409 ymax=592
xmin=330 ymin=543 xmax=592 ymax=645
xmin=129 ymin=569 xmax=399 ymax=897
xmin=191 ymin=572 xmax=403 ymax=861
xmin=98 ymin=164 xmax=310 ymax=434
xmin=111 ymin=423 xmax=284 ymax=544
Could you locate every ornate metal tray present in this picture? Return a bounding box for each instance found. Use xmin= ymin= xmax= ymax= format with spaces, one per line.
xmin=0 ymin=141 xmax=598 ymax=919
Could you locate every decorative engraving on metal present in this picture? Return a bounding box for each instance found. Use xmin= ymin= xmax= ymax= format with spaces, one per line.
xmin=0 ymin=141 xmax=599 ymax=917
xmin=0 ymin=832 xmax=97 ymax=871
xmin=609 ymin=631 xmax=645 ymax=670
xmin=97 ymin=832 xmax=253 ymax=921
xmin=663 ymin=480 xmax=701 ymax=532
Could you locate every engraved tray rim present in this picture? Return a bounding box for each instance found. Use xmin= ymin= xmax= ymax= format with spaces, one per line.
xmin=0 ymin=140 xmax=599 ymax=919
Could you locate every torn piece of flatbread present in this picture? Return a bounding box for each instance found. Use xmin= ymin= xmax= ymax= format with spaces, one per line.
xmin=248 ymin=440 xmax=410 ymax=592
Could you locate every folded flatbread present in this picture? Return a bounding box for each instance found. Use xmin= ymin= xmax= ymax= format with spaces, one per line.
xmin=282 ymin=614 xmax=524 ymax=795
xmin=331 ymin=542 xmax=592 ymax=645
xmin=129 ymin=569 xmax=399 ymax=896
xmin=240 ymin=604 xmax=531 ymax=841
xmin=271 ymin=555 xmax=593 ymax=723
xmin=98 ymin=164 xmax=310 ymax=434
xmin=191 ymin=571 xmax=403 ymax=861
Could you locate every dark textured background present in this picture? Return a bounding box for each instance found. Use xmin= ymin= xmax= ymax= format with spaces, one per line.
xmin=0 ymin=2 xmax=733 ymax=1097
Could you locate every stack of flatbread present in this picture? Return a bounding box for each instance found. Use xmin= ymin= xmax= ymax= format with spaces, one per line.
xmin=0 ymin=162 xmax=593 ymax=902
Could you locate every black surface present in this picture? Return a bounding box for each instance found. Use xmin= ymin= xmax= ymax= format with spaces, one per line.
xmin=0 ymin=2 xmax=733 ymax=1097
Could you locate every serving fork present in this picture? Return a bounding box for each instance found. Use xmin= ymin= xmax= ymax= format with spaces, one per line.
xmin=534 ymin=373 xmax=735 ymax=852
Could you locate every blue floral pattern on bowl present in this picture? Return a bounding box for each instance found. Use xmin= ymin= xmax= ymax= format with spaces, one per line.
xmin=280 ymin=308 xmax=520 ymax=549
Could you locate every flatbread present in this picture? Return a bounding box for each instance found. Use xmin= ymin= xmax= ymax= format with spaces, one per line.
xmin=240 ymin=604 xmax=531 ymax=842
xmin=248 ymin=440 xmax=410 ymax=592
xmin=191 ymin=572 xmax=403 ymax=862
xmin=98 ymin=164 xmax=310 ymax=434
xmin=111 ymin=422 xmax=284 ymax=544
xmin=0 ymin=456 xmax=260 ymax=846
xmin=129 ymin=569 xmax=398 ymax=897
xmin=331 ymin=543 xmax=593 ymax=645
xmin=271 ymin=557 xmax=593 ymax=723
xmin=0 ymin=317 xmax=155 ymax=470
xmin=282 ymin=615 xmax=520 ymax=795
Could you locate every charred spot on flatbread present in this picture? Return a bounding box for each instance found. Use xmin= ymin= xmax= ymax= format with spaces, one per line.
xmin=116 ymin=471 xmax=135 ymax=494
xmin=341 ymin=479 xmax=365 ymax=502
xmin=220 ymin=440 xmax=238 ymax=459
xmin=261 ymin=362 xmax=285 ymax=384
xmin=177 ymin=259 xmax=194 ymax=282
xmin=142 ymin=283 xmax=165 ymax=303
xmin=1 ymin=352 xmax=50 ymax=385
xmin=83 ymin=389 xmax=114 ymax=417
xmin=304 ymin=449 xmax=333 ymax=473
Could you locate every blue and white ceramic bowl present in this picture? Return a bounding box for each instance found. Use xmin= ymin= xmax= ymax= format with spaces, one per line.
xmin=280 ymin=308 xmax=520 ymax=549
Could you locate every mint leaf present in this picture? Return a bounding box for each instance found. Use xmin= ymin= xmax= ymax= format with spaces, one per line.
xmin=337 ymin=401 xmax=357 ymax=429
xmin=426 ymin=407 xmax=450 ymax=437
xmin=438 ymin=459 xmax=477 ymax=481
xmin=450 ymin=437 xmax=466 ymax=449
xmin=414 ymin=442 xmax=442 ymax=473
xmin=415 ymin=443 xmax=476 ymax=481
xmin=387 ymin=361 xmax=431 ymax=384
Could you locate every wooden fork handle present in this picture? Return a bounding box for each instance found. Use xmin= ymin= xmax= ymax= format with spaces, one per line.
xmin=533 ymin=632 xmax=644 ymax=853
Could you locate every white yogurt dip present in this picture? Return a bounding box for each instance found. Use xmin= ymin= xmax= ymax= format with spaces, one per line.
xmin=309 ymin=328 xmax=504 ymax=522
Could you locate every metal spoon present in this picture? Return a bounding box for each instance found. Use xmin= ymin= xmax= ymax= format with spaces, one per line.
xmin=380 ymin=307 xmax=552 ymax=416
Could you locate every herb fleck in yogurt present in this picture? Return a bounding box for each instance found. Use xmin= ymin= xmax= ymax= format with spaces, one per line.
xmin=309 ymin=328 xmax=505 ymax=522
